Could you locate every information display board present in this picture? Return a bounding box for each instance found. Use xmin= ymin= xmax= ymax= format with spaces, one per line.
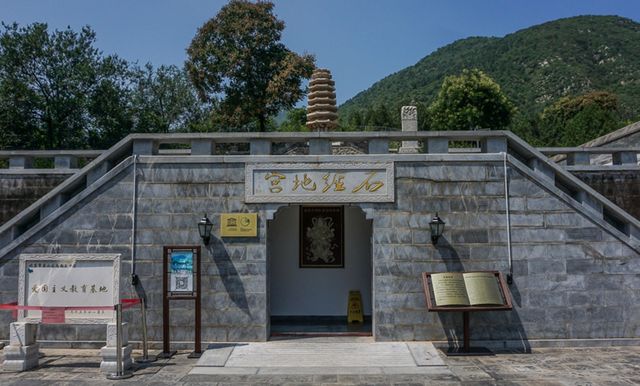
xmin=422 ymin=271 xmax=512 ymax=312
xmin=162 ymin=246 xmax=201 ymax=358
xmin=18 ymin=254 xmax=120 ymax=323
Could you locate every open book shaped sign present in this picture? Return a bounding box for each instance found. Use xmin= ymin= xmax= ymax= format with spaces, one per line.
xmin=422 ymin=271 xmax=512 ymax=312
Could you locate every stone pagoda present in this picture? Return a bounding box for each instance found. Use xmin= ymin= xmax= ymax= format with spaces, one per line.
xmin=306 ymin=68 xmax=338 ymax=131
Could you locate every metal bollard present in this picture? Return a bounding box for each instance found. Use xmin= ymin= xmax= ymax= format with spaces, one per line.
xmin=107 ymin=303 xmax=133 ymax=380
xmin=135 ymin=297 xmax=156 ymax=363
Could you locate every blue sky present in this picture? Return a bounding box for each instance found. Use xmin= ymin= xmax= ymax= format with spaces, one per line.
xmin=3 ymin=1 xmax=640 ymax=105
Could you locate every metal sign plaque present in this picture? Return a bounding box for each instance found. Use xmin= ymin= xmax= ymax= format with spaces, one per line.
xmin=220 ymin=213 xmax=258 ymax=237
xmin=245 ymin=162 xmax=394 ymax=203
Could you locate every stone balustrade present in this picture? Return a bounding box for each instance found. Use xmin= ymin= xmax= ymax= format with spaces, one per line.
xmin=0 ymin=130 xmax=639 ymax=256
xmin=538 ymin=147 xmax=640 ymax=166
xmin=0 ymin=150 xmax=103 ymax=171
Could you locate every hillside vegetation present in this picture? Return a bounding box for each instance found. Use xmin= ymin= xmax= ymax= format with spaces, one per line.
xmin=339 ymin=15 xmax=640 ymax=145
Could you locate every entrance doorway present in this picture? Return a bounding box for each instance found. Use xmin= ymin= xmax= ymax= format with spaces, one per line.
xmin=267 ymin=205 xmax=373 ymax=336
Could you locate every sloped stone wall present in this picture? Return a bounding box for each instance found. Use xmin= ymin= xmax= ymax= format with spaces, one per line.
xmin=369 ymin=162 xmax=639 ymax=343
xmin=572 ymin=170 xmax=640 ymax=221
xmin=0 ymin=163 xmax=269 ymax=345
xmin=0 ymin=174 xmax=70 ymax=225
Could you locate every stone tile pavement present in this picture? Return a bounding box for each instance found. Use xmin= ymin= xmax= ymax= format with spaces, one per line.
xmin=0 ymin=344 xmax=639 ymax=385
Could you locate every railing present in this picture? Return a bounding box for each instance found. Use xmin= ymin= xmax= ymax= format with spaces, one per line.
xmin=538 ymin=147 xmax=640 ymax=166
xmin=0 ymin=130 xmax=638 ymax=255
xmin=0 ymin=150 xmax=104 ymax=171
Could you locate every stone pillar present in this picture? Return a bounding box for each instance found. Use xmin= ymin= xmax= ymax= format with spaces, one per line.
xmin=3 ymin=322 xmax=40 ymax=371
xmin=100 ymin=322 xmax=132 ymax=374
xmin=398 ymin=106 xmax=420 ymax=154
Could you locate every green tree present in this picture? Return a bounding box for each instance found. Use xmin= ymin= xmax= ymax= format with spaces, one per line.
xmin=427 ymin=69 xmax=513 ymax=131
xmin=130 ymin=64 xmax=211 ymax=134
xmin=186 ymin=0 xmax=315 ymax=132
xmin=278 ymin=107 xmax=308 ymax=132
xmin=0 ymin=22 xmax=130 ymax=150
xmin=539 ymin=91 xmax=620 ymax=146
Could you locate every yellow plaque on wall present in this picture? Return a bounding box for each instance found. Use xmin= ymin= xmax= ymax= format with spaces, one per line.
xmin=220 ymin=213 xmax=258 ymax=237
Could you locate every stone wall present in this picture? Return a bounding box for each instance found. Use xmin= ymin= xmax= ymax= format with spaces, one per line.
xmin=0 ymin=162 xmax=268 ymax=345
xmin=0 ymin=158 xmax=638 ymax=346
xmin=368 ymin=162 xmax=639 ymax=343
xmin=0 ymin=174 xmax=70 ymax=225
xmin=572 ymin=171 xmax=640 ymax=221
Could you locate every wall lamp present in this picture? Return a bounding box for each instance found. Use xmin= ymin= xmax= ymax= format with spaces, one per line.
xmin=198 ymin=214 xmax=213 ymax=245
xmin=429 ymin=213 xmax=445 ymax=245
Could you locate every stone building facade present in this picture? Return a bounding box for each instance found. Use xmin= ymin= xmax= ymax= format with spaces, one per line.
xmin=0 ymin=129 xmax=638 ymax=349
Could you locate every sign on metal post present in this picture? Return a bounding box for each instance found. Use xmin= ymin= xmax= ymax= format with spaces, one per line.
xmin=161 ymin=246 xmax=201 ymax=359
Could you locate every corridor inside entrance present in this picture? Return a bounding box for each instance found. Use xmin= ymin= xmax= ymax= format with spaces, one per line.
xmin=267 ymin=205 xmax=372 ymax=336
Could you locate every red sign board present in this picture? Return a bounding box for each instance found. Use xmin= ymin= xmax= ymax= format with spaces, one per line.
xmin=41 ymin=308 xmax=65 ymax=324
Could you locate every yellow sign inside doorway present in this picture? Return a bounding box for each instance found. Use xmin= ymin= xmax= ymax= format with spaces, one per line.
xmin=347 ymin=290 xmax=364 ymax=324
xmin=220 ymin=213 xmax=258 ymax=237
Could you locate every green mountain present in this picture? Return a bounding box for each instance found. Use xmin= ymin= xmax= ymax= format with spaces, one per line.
xmin=339 ymin=15 xmax=640 ymax=130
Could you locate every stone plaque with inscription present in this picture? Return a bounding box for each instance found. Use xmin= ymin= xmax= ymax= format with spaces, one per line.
xmin=18 ymin=254 xmax=120 ymax=323
xmin=245 ymin=162 xmax=394 ymax=203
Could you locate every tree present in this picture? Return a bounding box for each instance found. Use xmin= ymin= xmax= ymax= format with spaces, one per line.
xmin=539 ymin=91 xmax=620 ymax=146
xmin=186 ymin=0 xmax=315 ymax=132
xmin=428 ymin=69 xmax=513 ymax=131
xmin=129 ymin=64 xmax=211 ymax=134
xmin=0 ymin=22 xmax=130 ymax=150
xmin=278 ymin=107 xmax=308 ymax=132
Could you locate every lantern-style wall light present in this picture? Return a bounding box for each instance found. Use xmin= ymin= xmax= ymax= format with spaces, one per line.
xmin=429 ymin=213 xmax=445 ymax=245
xmin=198 ymin=214 xmax=213 ymax=245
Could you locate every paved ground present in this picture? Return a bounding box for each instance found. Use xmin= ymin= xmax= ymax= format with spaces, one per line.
xmin=0 ymin=340 xmax=639 ymax=385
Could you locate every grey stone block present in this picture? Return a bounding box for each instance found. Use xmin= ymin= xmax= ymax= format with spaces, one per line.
xmin=426 ymin=138 xmax=448 ymax=154
xmin=87 ymin=161 xmax=111 ymax=185
xmin=3 ymin=344 xmax=40 ymax=361
xmin=373 ymin=228 xmax=412 ymax=244
xmin=54 ymin=155 xmax=78 ymax=169
xmin=2 ymin=345 xmax=39 ymax=371
xmin=100 ymin=344 xmax=133 ymax=373
xmin=528 ymin=259 xmax=566 ymax=275
xmin=308 ymin=139 xmax=331 ymax=155
xmin=450 ymin=229 xmax=488 ymax=244
xmin=106 ymin=322 xmax=129 ymax=346
xmin=481 ymin=137 xmax=507 ymax=153
xmin=191 ymin=139 xmax=216 ymax=155
xmin=526 ymin=197 xmax=568 ymax=211
xmin=566 ymin=152 xmax=590 ymax=166
xmin=528 ymin=158 xmax=555 ymax=183
xmin=133 ymin=139 xmax=158 ymax=155
xmin=528 ymin=291 xmax=565 ymax=307
xmin=368 ymin=139 xmax=389 ymax=154
xmin=9 ymin=322 xmax=38 ymax=346
xmin=39 ymin=194 xmax=63 ymax=219
xmin=612 ymin=151 xmax=637 ymax=165
xmin=544 ymin=213 xmax=586 ymax=227
xmin=250 ymin=139 xmax=271 ymax=155
xmin=9 ymin=156 xmax=32 ymax=169
xmin=566 ymin=259 xmax=603 ymax=274
xmin=576 ymin=191 xmax=603 ymax=217
xmin=566 ymin=227 xmax=602 ymax=241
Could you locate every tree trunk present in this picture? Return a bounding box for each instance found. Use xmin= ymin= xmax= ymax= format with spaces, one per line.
xmin=258 ymin=115 xmax=266 ymax=132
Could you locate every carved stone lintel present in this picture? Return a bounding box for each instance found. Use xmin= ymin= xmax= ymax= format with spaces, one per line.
xmin=401 ymin=106 xmax=417 ymax=121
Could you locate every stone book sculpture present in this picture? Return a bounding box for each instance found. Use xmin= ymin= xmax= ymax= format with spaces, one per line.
xmin=431 ymin=272 xmax=504 ymax=307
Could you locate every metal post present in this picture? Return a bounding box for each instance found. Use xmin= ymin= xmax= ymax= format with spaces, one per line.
xmin=135 ymin=297 xmax=156 ymax=363
xmin=107 ymin=303 xmax=133 ymax=380
xmin=463 ymin=311 xmax=470 ymax=353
